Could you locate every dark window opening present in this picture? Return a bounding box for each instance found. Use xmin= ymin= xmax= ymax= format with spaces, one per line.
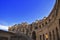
xmin=39 ymin=25 xmax=41 ymax=28
xmin=35 ymin=26 xmax=38 ymax=29
xmin=42 ymin=24 xmax=44 ymax=27
xmin=30 ymin=24 xmax=32 ymax=31
xmin=45 ymin=22 xmax=48 ymax=25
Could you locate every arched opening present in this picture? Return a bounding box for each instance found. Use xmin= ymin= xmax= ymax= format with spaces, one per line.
xmin=32 ymin=31 xmax=36 ymax=40
xmin=52 ymin=30 xmax=55 ymax=40
xmin=40 ymin=35 xmax=42 ymax=40
xmin=43 ymin=34 xmax=45 ymax=40
xmin=49 ymin=32 xmax=51 ymax=40
xmin=56 ymin=27 xmax=59 ymax=40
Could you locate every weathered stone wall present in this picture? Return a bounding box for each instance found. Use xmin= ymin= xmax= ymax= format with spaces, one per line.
xmin=8 ymin=0 xmax=60 ymax=40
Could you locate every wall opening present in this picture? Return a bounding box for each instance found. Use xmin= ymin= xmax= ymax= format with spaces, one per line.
xmin=49 ymin=32 xmax=51 ymax=40
xmin=43 ymin=34 xmax=45 ymax=40
xmin=32 ymin=31 xmax=36 ymax=40
xmin=52 ymin=30 xmax=55 ymax=40
xmin=40 ymin=35 xmax=42 ymax=40
xmin=56 ymin=27 xmax=59 ymax=40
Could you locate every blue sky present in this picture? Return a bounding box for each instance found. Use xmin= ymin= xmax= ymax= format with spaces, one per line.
xmin=0 ymin=0 xmax=56 ymax=30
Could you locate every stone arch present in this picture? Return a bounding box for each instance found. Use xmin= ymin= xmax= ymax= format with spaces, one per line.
xmin=56 ymin=27 xmax=60 ymax=40
xmin=49 ymin=32 xmax=51 ymax=40
xmin=52 ymin=30 xmax=55 ymax=40
xmin=32 ymin=31 xmax=36 ymax=40
xmin=43 ymin=34 xmax=45 ymax=40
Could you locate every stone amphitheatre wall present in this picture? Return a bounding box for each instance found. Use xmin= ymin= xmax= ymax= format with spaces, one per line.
xmin=36 ymin=0 xmax=60 ymax=40
xmin=8 ymin=0 xmax=60 ymax=40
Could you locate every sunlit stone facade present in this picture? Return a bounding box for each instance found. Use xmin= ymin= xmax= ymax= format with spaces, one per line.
xmin=8 ymin=0 xmax=60 ymax=40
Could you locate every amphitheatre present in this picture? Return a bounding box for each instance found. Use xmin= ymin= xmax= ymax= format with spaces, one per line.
xmin=0 ymin=0 xmax=60 ymax=40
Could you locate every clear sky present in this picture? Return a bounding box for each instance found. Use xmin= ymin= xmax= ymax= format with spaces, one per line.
xmin=0 ymin=0 xmax=56 ymax=30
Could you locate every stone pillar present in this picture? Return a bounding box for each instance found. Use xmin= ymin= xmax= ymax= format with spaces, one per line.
xmin=47 ymin=32 xmax=49 ymax=40
xmin=41 ymin=35 xmax=43 ymax=40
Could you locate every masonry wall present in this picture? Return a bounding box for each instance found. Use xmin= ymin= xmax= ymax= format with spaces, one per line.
xmin=36 ymin=0 xmax=60 ymax=40
xmin=8 ymin=0 xmax=60 ymax=40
